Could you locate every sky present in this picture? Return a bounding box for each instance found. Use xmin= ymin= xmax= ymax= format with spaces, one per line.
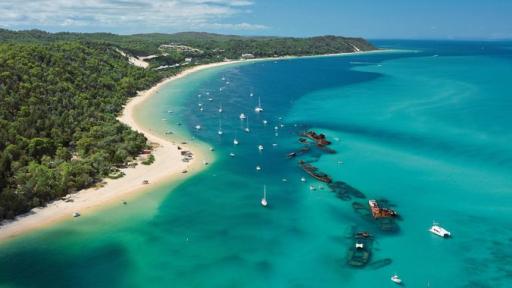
xmin=0 ymin=0 xmax=511 ymax=39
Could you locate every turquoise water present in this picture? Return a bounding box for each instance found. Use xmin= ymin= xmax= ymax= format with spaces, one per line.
xmin=1 ymin=41 xmax=512 ymax=287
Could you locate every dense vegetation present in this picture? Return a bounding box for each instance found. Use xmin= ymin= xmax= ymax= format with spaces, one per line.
xmin=0 ymin=29 xmax=375 ymax=220
xmin=0 ymin=29 xmax=376 ymax=64
xmin=0 ymin=41 xmax=160 ymax=219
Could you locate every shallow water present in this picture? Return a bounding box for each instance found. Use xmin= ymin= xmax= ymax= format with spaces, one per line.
xmin=1 ymin=41 xmax=512 ymax=288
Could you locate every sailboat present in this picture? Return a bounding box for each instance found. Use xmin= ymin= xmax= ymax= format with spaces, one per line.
xmin=233 ymin=138 xmax=239 ymax=145
xmin=244 ymin=116 xmax=250 ymax=132
xmin=239 ymin=113 xmax=246 ymax=120
xmin=258 ymin=145 xmax=264 ymax=151
xmin=254 ymin=96 xmax=263 ymax=113
xmin=261 ymin=185 xmax=268 ymax=207
xmin=218 ymin=103 xmax=223 ymax=113
xmin=217 ymin=119 xmax=223 ymax=135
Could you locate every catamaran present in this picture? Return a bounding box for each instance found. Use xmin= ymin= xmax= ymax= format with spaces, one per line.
xmin=254 ymin=96 xmax=263 ymax=113
xmin=261 ymin=185 xmax=268 ymax=207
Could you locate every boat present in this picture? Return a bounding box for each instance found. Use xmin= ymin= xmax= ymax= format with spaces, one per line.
xmin=200 ymin=107 xmax=204 ymax=112
xmin=309 ymin=185 xmax=316 ymax=191
xmin=263 ymin=120 xmax=268 ymax=125
xmin=302 ymin=131 xmax=332 ymax=147
xmin=347 ymin=237 xmax=371 ymax=267
xmin=429 ymin=222 xmax=451 ymax=238
xmin=244 ymin=116 xmax=250 ymax=132
xmin=218 ymin=103 xmax=223 ymax=113
xmin=254 ymin=96 xmax=264 ymax=113
xmin=208 ymin=98 xmax=213 ymax=101
xmin=298 ymin=160 xmax=332 ymax=183
xmin=217 ymin=119 xmax=223 ymax=135
xmin=261 ymin=185 xmax=268 ymax=207
xmin=256 ymin=165 xmax=261 ymax=171
xmin=229 ymin=152 xmax=235 ymax=157
xmin=391 ymin=275 xmax=402 ymax=284
xmin=240 ymin=113 xmax=246 ymax=120
xmin=258 ymin=144 xmax=264 ymax=151
xmin=233 ymin=138 xmax=239 ymax=145
xmin=250 ymin=92 xmax=254 ymax=97
xmin=368 ymin=200 xmax=399 ymax=218
xmin=73 ymin=212 xmax=80 ymax=218
xmin=195 ymin=125 xmax=201 ymax=130
xmin=300 ymin=177 xmax=306 ymax=182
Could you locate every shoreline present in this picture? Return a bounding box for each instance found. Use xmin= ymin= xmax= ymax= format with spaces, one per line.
xmin=0 ymin=49 xmax=384 ymax=243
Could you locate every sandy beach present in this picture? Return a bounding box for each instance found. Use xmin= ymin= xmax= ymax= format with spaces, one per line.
xmin=0 ymin=51 xmax=378 ymax=243
xmin=0 ymin=62 xmax=245 ymax=242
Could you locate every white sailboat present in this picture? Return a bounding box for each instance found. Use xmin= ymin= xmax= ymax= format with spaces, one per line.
xmin=254 ymin=96 xmax=263 ymax=113
xmin=195 ymin=125 xmax=201 ymax=130
xmin=245 ymin=116 xmax=250 ymax=132
xmin=217 ymin=119 xmax=223 ymax=136
xmin=233 ymin=138 xmax=239 ymax=145
xmin=261 ymin=185 xmax=268 ymax=207
xmin=240 ymin=113 xmax=246 ymax=120
xmin=218 ymin=103 xmax=223 ymax=113
xmin=258 ymin=144 xmax=264 ymax=151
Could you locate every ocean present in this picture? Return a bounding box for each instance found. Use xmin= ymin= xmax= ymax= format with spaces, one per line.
xmin=1 ymin=40 xmax=511 ymax=288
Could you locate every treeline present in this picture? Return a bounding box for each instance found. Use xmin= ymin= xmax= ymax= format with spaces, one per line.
xmin=0 ymin=29 xmax=376 ymax=58
xmin=0 ymin=41 xmax=161 ymax=219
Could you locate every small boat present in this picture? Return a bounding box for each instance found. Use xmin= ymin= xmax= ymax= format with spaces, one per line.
xmin=167 ymin=110 xmax=173 ymax=113
xmin=199 ymin=107 xmax=204 ymax=112
xmin=221 ymin=77 xmax=226 ymax=81
xmin=429 ymin=222 xmax=451 ymax=238
xmin=300 ymin=177 xmax=306 ymax=182
xmin=309 ymin=185 xmax=316 ymax=191
xmin=195 ymin=125 xmax=201 ymax=130
xmin=217 ymin=119 xmax=223 ymax=135
xmin=256 ymin=165 xmax=261 ymax=171
xmin=258 ymin=145 xmax=264 ymax=151
xmin=250 ymin=92 xmax=254 ymax=97
xmin=229 ymin=152 xmax=235 ymax=157
xmin=263 ymin=120 xmax=268 ymax=125
xmin=209 ymin=147 xmax=215 ymax=151
xmin=218 ymin=103 xmax=223 ymax=113
xmin=233 ymin=138 xmax=239 ymax=145
xmin=244 ymin=116 xmax=250 ymax=132
xmin=254 ymin=96 xmax=264 ymax=113
xmin=272 ymin=143 xmax=277 ymax=147
xmin=73 ymin=212 xmax=80 ymax=218
xmin=391 ymin=275 xmax=402 ymax=284
xmin=261 ymin=185 xmax=268 ymax=207
xmin=240 ymin=113 xmax=246 ymax=120
xmin=208 ymin=98 xmax=213 ymax=101
xmin=203 ymin=160 xmax=209 ymax=165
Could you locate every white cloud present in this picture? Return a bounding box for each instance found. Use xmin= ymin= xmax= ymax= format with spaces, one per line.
xmin=0 ymin=0 xmax=267 ymax=32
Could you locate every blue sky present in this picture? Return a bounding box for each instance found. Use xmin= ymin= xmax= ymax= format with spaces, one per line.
xmin=1 ymin=0 xmax=511 ymax=39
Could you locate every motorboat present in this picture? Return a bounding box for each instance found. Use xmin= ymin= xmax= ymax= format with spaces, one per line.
xmin=429 ymin=222 xmax=451 ymax=237
xmin=391 ymin=275 xmax=402 ymax=284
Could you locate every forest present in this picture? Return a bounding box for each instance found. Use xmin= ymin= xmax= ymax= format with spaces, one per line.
xmin=0 ymin=29 xmax=375 ymax=220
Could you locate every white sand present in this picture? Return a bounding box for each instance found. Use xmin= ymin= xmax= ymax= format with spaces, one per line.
xmin=0 ymin=50 xmax=379 ymax=242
